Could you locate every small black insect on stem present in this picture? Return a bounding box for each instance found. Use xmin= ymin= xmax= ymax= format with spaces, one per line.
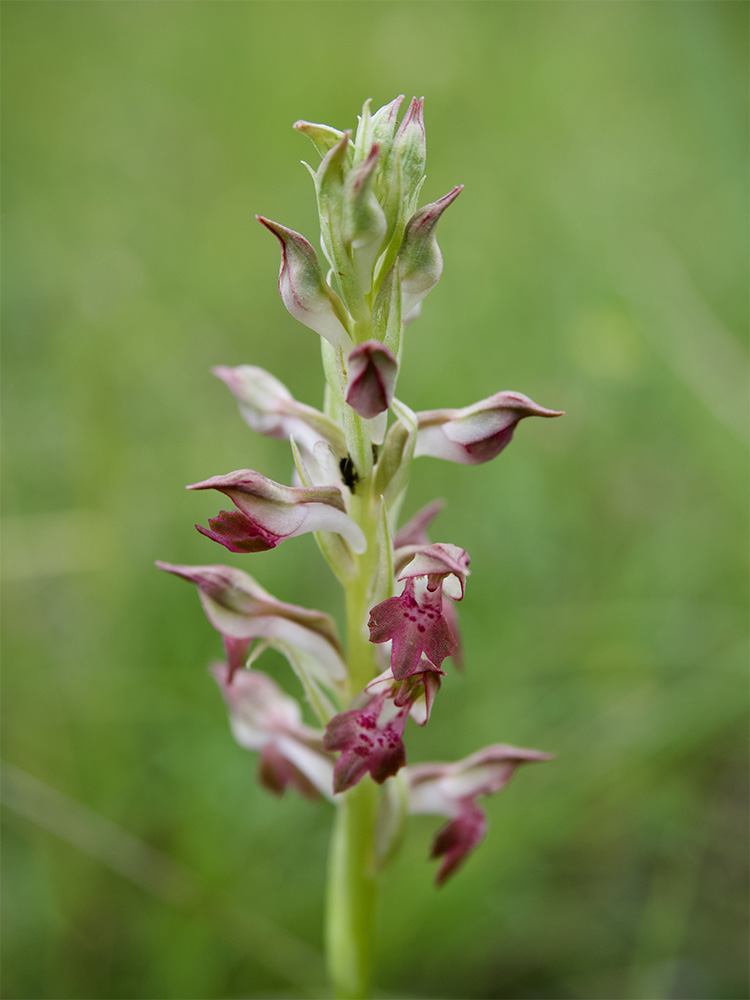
xmin=339 ymin=455 xmax=359 ymax=492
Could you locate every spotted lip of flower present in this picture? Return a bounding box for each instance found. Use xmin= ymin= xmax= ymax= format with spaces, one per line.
xmin=187 ymin=470 xmax=366 ymax=555
xmin=368 ymin=543 xmax=470 ymax=680
xmin=323 ymin=660 xmax=444 ymax=795
xmin=323 ymin=692 xmax=408 ymax=794
xmin=415 ymin=391 xmax=564 ymax=465
xmin=406 ymin=744 xmax=554 ymax=884
xmin=212 ymin=663 xmax=335 ymax=800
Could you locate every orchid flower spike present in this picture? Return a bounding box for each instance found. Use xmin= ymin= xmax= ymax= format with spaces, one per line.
xmin=159 ymin=99 xmax=563 ymax=988
xmin=415 ymin=391 xmax=564 ymax=465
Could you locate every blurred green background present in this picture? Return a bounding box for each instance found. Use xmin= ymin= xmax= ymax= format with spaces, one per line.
xmin=2 ymin=2 xmax=748 ymax=998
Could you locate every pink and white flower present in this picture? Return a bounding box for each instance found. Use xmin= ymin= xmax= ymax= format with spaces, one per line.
xmin=415 ymin=391 xmax=563 ymax=465
xmin=187 ymin=470 xmax=366 ymax=555
xmin=368 ymin=542 xmax=470 ymax=679
xmin=405 ymin=744 xmax=554 ymax=884
xmin=213 ymin=664 xmax=335 ymax=800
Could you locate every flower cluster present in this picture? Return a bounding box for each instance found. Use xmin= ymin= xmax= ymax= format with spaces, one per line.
xmin=159 ymin=96 xmax=561 ymax=885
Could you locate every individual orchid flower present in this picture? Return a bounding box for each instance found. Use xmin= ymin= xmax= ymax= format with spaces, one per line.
xmin=187 ymin=470 xmax=366 ymax=555
xmin=155 ymin=562 xmax=347 ymax=713
xmin=212 ymin=364 xmax=346 ymax=458
xmin=415 ymin=390 xmax=564 ymax=465
xmin=256 ymin=216 xmax=352 ymax=350
xmin=213 ymin=663 xmax=335 ymax=800
xmin=323 ymin=691 xmax=408 ymax=793
xmin=392 ymin=507 xmax=466 ymax=670
xmin=368 ymin=542 xmax=470 ymax=679
xmin=398 ymin=185 xmax=463 ymax=319
xmin=405 ymin=744 xmax=554 ymax=884
xmin=345 ymin=340 xmax=398 ymax=419
xmin=323 ymin=663 xmax=440 ymax=793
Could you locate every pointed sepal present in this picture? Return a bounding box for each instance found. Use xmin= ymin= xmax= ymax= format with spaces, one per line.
xmin=398 ymin=185 xmax=463 ymax=319
xmin=415 ymin=391 xmax=564 ymax=465
xmin=257 ymin=216 xmax=351 ymax=350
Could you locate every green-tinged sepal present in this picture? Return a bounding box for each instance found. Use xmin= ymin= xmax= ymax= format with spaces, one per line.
xmin=344 ymin=144 xmax=387 ymax=294
xmin=365 ymin=498 xmax=394 ymax=610
xmin=373 ymin=397 xmax=418 ymax=512
xmin=370 ymin=770 xmax=409 ymax=874
xmin=372 ymin=265 xmax=402 ymax=357
xmin=294 ymin=119 xmax=350 ymax=159
xmin=391 ymin=97 xmax=426 ymax=215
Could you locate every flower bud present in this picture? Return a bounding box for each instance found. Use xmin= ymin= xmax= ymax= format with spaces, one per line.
xmin=256 ymin=216 xmax=351 ymax=350
xmin=391 ymin=97 xmax=426 ymax=210
xmin=344 ymin=144 xmax=387 ymax=292
xmin=370 ymin=95 xmax=404 ymax=153
xmin=415 ymin=391 xmax=564 ymax=465
xmin=398 ymin=185 xmax=463 ymax=319
xmin=345 ymin=340 xmax=398 ymax=419
xmin=187 ymin=470 xmax=366 ymax=554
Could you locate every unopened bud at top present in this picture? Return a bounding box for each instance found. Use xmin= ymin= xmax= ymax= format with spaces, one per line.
xmin=392 ymin=97 xmax=426 ymax=210
xmin=344 ymin=144 xmax=387 ymax=292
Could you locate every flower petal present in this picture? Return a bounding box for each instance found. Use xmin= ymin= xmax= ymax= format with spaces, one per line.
xmin=415 ymin=391 xmax=564 ymax=465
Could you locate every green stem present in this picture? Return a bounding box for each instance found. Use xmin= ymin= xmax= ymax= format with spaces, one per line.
xmin=326 ymin=481 xmax=379 ymax=999
xmin=326 ymin=778 xmax=377 ymax=999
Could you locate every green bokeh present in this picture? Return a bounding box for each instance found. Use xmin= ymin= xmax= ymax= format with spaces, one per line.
xmin=2 ymin=2 xmax=747 ymax=998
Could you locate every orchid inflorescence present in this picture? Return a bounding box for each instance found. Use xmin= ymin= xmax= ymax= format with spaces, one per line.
xmin=159 ymin=95 xmax=561 ymax=995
